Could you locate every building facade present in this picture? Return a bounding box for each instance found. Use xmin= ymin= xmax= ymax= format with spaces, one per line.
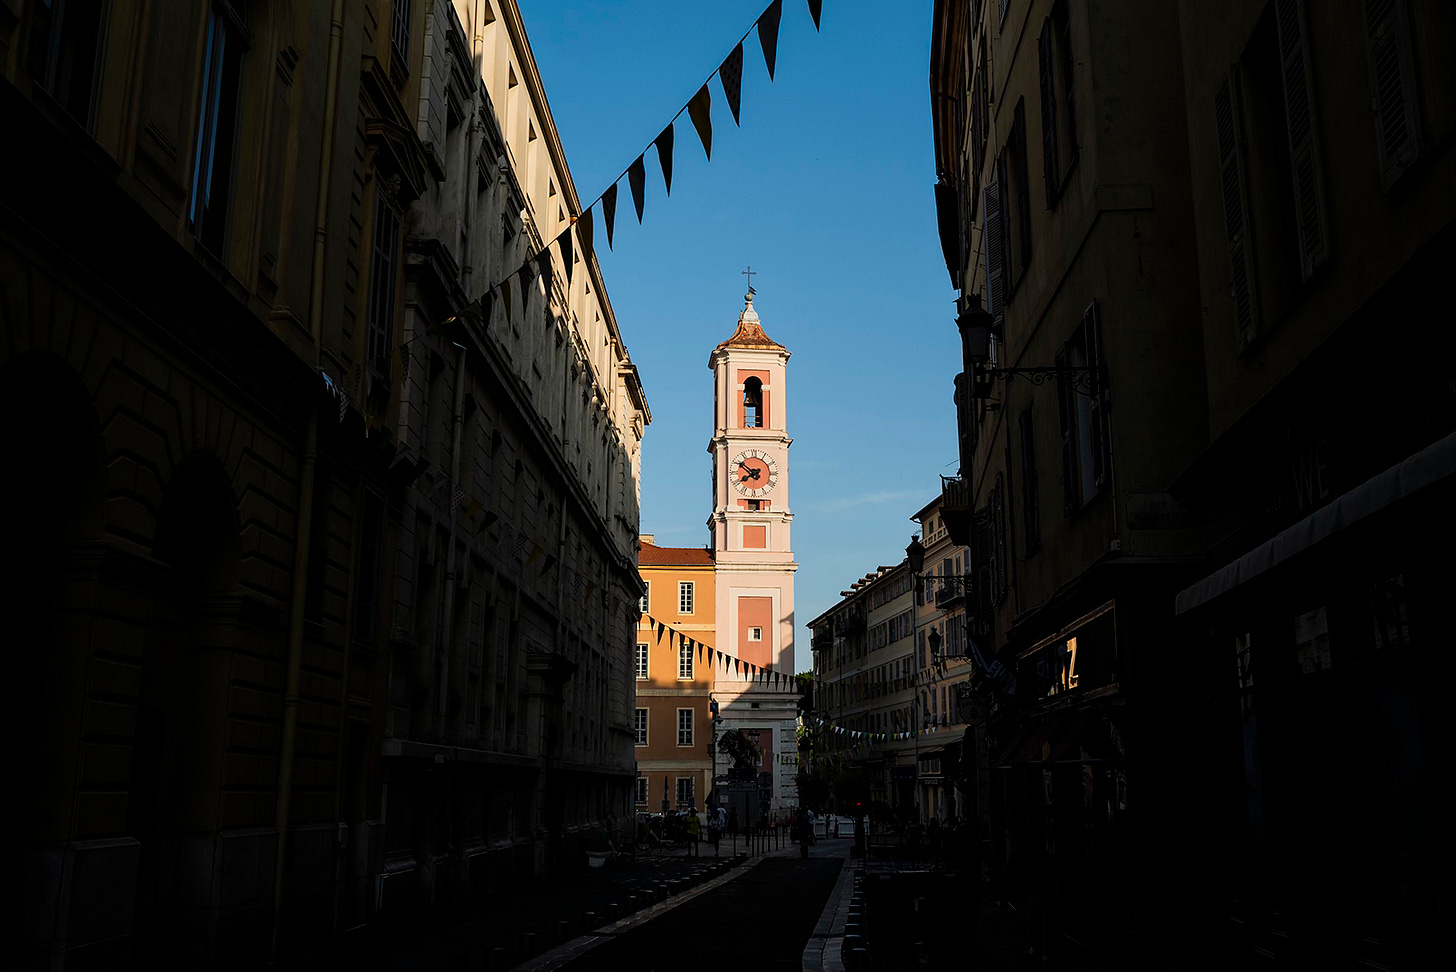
xmin=6 ymin=1 xmax=648 ymax=967
xmin=1168 ymin=1 xmax=1453 ymax=967
xmin=634 ymin=538 xmax=716 ymax=813
xmin=930 ymin=0 xmax=1215 ymax=961
xmin=932 ymin=0 xmax=1452 ymax=967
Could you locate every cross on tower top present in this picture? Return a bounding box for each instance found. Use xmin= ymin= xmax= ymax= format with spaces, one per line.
xmin=741 ymin=265 xmax=757 ymax=295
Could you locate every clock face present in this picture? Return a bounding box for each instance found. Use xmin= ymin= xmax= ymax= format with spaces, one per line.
xmin=731 ymin=449 xmax=779 ymax=497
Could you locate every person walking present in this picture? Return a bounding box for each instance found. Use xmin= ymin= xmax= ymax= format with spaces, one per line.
xmin=685 ymin=804 xmax=701 ymax=856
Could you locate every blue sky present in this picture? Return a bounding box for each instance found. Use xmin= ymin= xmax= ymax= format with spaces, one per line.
xmin=518 ymin=1 xmax=962 ymax=663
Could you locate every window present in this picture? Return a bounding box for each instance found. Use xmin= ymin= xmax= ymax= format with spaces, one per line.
xmin=677 ymin=708 xmax=694 ymax=747
xmin=747 ymin=500 xmax=761 ymax=511
xmin=1056 ymin=301 xmax=1110 ymax=512
xmin=390 ymin=0 xmax=413 ymax=70
xmin=636 ymin=643 xmax=649 ymax=680
xmin=367 ymin=192 xmax=402 ymax=376
xmin=1038 ymin=0 xmax=1078 ymax=207
xmin=678 ymin=641 xmax=693 ymax=679
xmin=190 ymin=1 xmax=249 ymax=255
xmin=1364 ymin=0 xmax=1419 ymax=187
xmin=1002 ymin=98 xmax=1033 ymax=288
xmin=1019 ymin=406 xmax=1041 ymax=551
xmin=678 ymin=581 xmax=694 ymax=614
xmin=32 ymin=0 xmax=110 ymax=131
xmin=639 ymin=582 xmax=649 ymax=614
xmin=676 ymin=776 xmax=695 ymax=808
xmin=743 ymin=377 xmax=764 ymax=427
xmin=634 ymin=708 xmax=648 ymax=746
xmin=635 ymin=776 xmax=648 ymax=805
xmin=748 ymin=626 xmax=763 ymax=642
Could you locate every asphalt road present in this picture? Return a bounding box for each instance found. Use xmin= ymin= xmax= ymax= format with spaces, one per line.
xmin=554 ymin=856 xmax=843 ymax=972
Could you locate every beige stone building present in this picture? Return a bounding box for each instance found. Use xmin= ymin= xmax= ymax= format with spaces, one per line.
xmin=5 ymin=1 xmax=648 ymax=966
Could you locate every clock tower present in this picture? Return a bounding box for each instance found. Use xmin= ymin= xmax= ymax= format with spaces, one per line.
xmin=707 ymin=287 xmax=799 ymax=813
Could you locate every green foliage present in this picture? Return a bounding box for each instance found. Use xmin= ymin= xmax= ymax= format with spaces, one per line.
xmin=717 ymin=729 xmax=762 ymax=770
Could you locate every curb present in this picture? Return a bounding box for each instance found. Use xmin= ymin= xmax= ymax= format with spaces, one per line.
xmin=801 ymin=856 xmax=856 ymax=972
xmin=514 ymin=855 xmax=760 ymax=972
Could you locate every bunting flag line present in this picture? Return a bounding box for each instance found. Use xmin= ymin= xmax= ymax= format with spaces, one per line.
xmin=720 ymin=43 xmax=744 ymax=125
xmin=602 ymin=183 xmax=618 ymax=249
xmin=687 ymin=85 xmax=713 ymax=160
xmin=525 ymin=543 xmax=545 ymax=569
xmin=404 ymin=0 xmax=828 ymax=372
xmin=758 ymin=0 xmax=782 ymax=81
xmin=560 ymin=227 xmax=575 ymax=286
xmin=627 ymin=156 xmax=646 ymax=223
xmin=654 ymin=124 xmax=675 ymax=196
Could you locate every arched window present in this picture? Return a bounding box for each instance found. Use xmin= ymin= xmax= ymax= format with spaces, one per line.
xmin=743 ymin=377 xmax=763 ymax=428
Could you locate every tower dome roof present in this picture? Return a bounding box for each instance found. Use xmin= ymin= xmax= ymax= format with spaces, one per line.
xmin=716 ymin=290 xmax=785 ymax=352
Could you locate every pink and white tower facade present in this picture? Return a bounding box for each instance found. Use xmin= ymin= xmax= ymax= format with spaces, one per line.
xmin=708 ymin=289 xmax=799 ymax=813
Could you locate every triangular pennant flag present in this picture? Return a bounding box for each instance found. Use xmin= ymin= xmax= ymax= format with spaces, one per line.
xmin=656 ymin=621 xmax=665 ymax=644
xmin=540 ymin=553 xmax=558 ymax=576
xmin=525 ymin=543 xmax=545 ymax=568
xmin=559 ymin=227 xmax=574 ymax=286
xmin=576 ymin=208 xmax=593 ymax=263
xmin=476 ymin=510 xmax=499 ymax=537
xmin=583 ymin=580 xmax=595 ymax=607
xmin=716 ymin=650 xmax=723 ymax=667
xmin=758 ymin=0 xmax=782 ymax=81
xmin=479 ymin=289 xmax=495 ymax=327
xmin=734 ymin=658 xmax=741 ymax=675
xmin=501 ymin=277 xmax=513 ymax=320
xmin=720 ymin=43 xmax=744 ymax=126
xmin=687 ymin=84 xmax=713 ymax=160
xmin=602 ymin=184 xmax=618 ymax=250
xmin=654 ymin=124 xmax=674 ymax=196
xmin=628 ymin=157 xmax=646 ymax=223
xmin=536 ymin=248 xmax=553 ymax=290
xmin=518 ymin=261 xmax=535 ymax=308
xmin=808 ymin=0 xmax=821 ymax=31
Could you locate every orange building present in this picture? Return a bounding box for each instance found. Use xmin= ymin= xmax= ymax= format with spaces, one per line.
xmin=634 ymin=538 xmax=717 ymax=812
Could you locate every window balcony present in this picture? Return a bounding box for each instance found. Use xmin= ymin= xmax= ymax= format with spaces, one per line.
xmin=935 ymin=575 xmax=965 ymax=608
xmin=940 ymin=475 xmax=972 ymax=546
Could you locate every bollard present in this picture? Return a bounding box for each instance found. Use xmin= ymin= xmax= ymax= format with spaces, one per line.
xmin=845 ymin=946 xmax=871 ymax=971
xmin=555 ymin=919 xmax=569 ymax=942
xmin=583 ymin=910 xmax=596 ymax=928
xmin=488 ymin=946 xmax=506 ymax=972
xmin=447 ymin=953 xmax=470 ymax=972
xmin=607 ymin=902 xmax=620 ymax=919
xmin=519 ymin=931 xmax=536 ymax=955
xmin=627 ymin=894 xmax=639 ymax=911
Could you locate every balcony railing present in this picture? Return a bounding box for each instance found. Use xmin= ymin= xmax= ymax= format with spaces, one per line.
xmin=940 ymin=475 xmax=972 ymax=546
xmin=935 ymin=575 xmax=965 ymax=608
xmin=810 ymin=626 xmax=833 ymax=651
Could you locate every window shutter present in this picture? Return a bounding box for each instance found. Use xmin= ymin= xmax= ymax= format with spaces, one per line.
xmin=1039 ymin=20 xmax=1060 ymax=207
xmin=983 ymin=180 xmax=1004 ymax=318
xmin=1214 ymin=75 xmax=1259 ymax=352
xmin=1275 ymin=0 xmax=1329 ymax=278
xmin=1363 ymin=0 xmax=1419 ymax=185
xmin=1084 ymin=300 xmax=1109 ymax=489
xmin=992 ymin=475 xmax=1008 ymax=604
xmin=972 ymin=504 xmax=994 ymax=618
xmin=1055 ymin=345 xmax=1076 ymax=514
xmin=1059 ymin=0 xmax=1078 ymax=170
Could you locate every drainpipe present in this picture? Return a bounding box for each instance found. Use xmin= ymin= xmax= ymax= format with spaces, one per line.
xmin=437 ymin=342 xmax=469 ymax=734
xmin=273 ymin=0 xmax=344 ymax=958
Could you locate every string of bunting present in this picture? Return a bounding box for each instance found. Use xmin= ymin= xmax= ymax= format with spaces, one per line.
xmin=641 ymin=612 xmax=809 ymax=695
xmin=802 ymin=711 xmax=946 ymax=744
xmin=319 ymin=2 xmax=828 ymax=428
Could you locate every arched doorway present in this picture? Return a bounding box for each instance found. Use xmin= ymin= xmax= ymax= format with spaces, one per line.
xmin=129 ymin=453 xmax=241 ymax=963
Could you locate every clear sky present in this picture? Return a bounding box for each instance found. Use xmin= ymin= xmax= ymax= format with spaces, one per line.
xmin=518 ymin=1 xmax=962 ymax=664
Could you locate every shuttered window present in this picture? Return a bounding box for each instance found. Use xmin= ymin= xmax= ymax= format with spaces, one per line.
xmin=1038 ymin=0 xmax=1077 ymax=208
xmin=982 ymin=180 xmax=1004 ymax=319
xmin=1274 ymin=0 xmax=1328 ymax=278
xmin=1056 ymin=345 xmax=1077 ymax=514
xmin=1084 ymin=301 xmax=1109 ymax=489
xmin=1363 ymin=0 xmax=1419 ymax=186
xmin=1214 ymin=75 xmax=1259 ymax=353
xmin=1019 ymin=406 xmax=1040 ymax=551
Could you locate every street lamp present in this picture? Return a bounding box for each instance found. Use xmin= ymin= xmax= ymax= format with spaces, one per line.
xmin=905 ymin=535 xmax=925 ymax=825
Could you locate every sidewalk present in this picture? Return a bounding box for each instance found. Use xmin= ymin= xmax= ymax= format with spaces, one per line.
xmin=260 ymin=845 xmax=746 ymax=972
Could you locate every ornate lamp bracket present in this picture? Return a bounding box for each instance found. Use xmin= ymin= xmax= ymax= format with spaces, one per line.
xmin=976 ymin=364 xmax=1105 ymax=398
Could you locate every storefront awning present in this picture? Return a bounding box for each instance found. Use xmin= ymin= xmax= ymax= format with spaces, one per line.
xmin=916 ymin=746 xmax=946 ymax=760
xmin=1176 ymin=431 xmax=1455 ymax=615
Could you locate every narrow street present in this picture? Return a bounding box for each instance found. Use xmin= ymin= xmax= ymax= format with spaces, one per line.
xmin=546 ymin=849 xmax=844 ymax=972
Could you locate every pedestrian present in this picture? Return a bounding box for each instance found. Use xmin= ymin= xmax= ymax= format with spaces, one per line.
xmin=707 ymin=808 xmax=722 ymax=856
xmin=793 ymin=807 xmax=811 ymax=858
xmin=685 ymin=804 xmax=701 ymax=856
